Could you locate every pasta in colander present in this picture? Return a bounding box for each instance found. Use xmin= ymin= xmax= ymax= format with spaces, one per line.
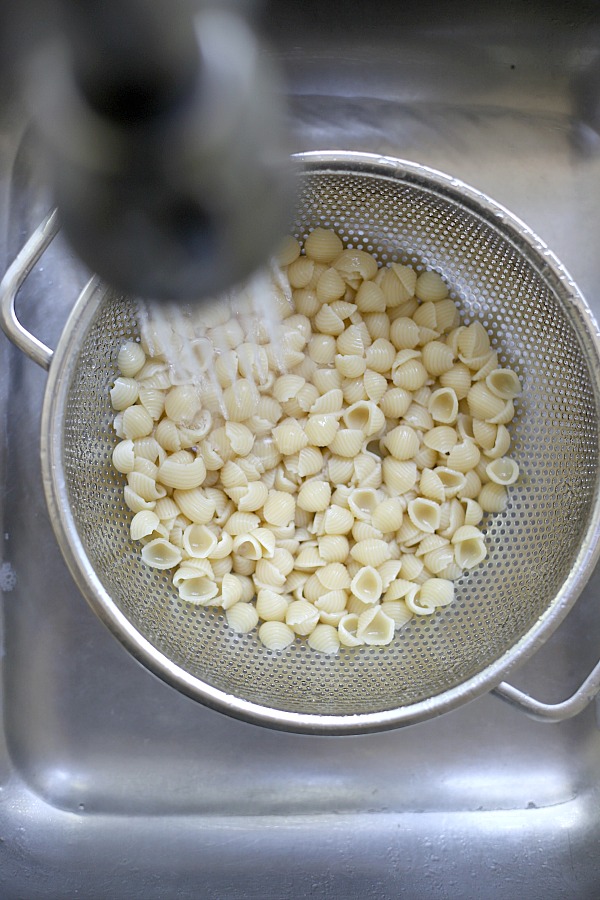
xmin=110 ymin=229 xmax=521 ymax=654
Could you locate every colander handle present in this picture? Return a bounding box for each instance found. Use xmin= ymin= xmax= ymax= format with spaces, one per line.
xmin=0 ymin=209 xmax=60 ymax=370
xmin=493 ymin=660 xmax=600 ymax=721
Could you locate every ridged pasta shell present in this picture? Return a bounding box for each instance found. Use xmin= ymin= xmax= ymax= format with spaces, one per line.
xmin=423 ymin=426 xmax=458 ymax=454
xmin=338 ymin=613 xmax=363 ymax=647
xmin=445 ymin=440 xmax=481 ymax=474
xmin=371 ymin=497 xmax=404 ymax=533
xmin=421 ymin=341 xmax=454 ymax=377
xmin=486 ymin=457 xmax=519 ymax=485
xmin=117 ymin=341 xmax=146 ymax=377
xmin=285 ymin=599 xmax=320 ymax=635
xmin=365 ymin=338 xmax=396 ymax=374
xmin=478 ymin=481 xmax=508 ymax=513
xmin=335 ymin=354 xmax=368 ymax=378
xmin=486 ymin=367 xmax=521 ymax=399
xmin=226 ymin=602 xmax=259 ymax=634
xmin=439 ymin=363 xmax=472 ymax=400
xmin=307 ymin=623 xmax=340 ymax=654
xmin=329 ymin=428 xmax=364 ymax=458
xmin=304 ymin=414 xmax=340 ymax=447
xmin=451 ymin=525 xmax=488 ymax=568
xmin=419 ymin=468 xmax=446 ymax=503
xmin=407 ymin=497 xmax=441 ymax=533
xmin=322 ymin=504 xmax=354 ymax=535
xmin=350 ymin=565 xmax=383 ymax=604
xmin=316 ymin=562 xmax=351 ymax=591
xmin=415 ymin=270 xmax=449 ymax=302
xmin=356 ymin=607 xmax=395 ymax=645
xmin=350 ymin=539 xmax=391 ymax=567
xmin=382 ymin=458 xmax=418 ymax=494
xmin=256 ymin=588 xmax=289 ymax=622
xmin=304 ymin=227 xmax=343 ymax=263
xmin=384 ymin=424 xmax=420 ymax=460
xmin=141 ymin=538 xmax=182 ymax=570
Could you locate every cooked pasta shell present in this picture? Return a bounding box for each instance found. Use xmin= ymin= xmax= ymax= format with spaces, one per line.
xmin=371 ymin=497 xmax=404 ymax=533
xmin=350 ymin=565 xmax=383 ymax=604
xmin=486 ymin=456 xmax=519 ymax=485
xmin=256 ymin=588 xmax=289 ymax=622
xmin=317 ymin=535 xmax=350 ymax=564
xmin=346 ymin=487 xmax=378 ymax=521
xmin=341 ymin=376 xmax=368 ymax=405
xmin=354 ymin=280 xmax=385 ymax=313
xmin=222 ymin=379 xmax=260 ymax=422
xmin=329 ymin=428 xmax=364 ymax=458
xmin=141 ymin=538 xmax=182 ymax=570
xmin=122 ymin=405 xmax=154 ymax=440
xmin=407 ymin=497 xmax=441 ymax=533
xmin=415 ymin=270 xmax=449 ymax=302
xmin=304 ymin=227 xmax=343 ymax=263
xmin=390 ymin=316 xmax=420 ymax=350
xmin=277 ymin=234 xmax=301 ymax=266
xmin=458 ymin=469 xmax=482 ymax=500
xmin=350 ymin=539 xmax=391 ymax=567
xmin=335 ymin=354 xmax=367 ymax=378
xmin=384 ymin=424 xmax=420 ymax=460
xmin=316 ymin=267 xmax=346 ymax=304
xmin=316 ymin=562 xmax=351 ymax=591
xmin=287 ymin=255 xmax=315 ymax=289
xmin=400 ymin=553 xmax=424 ymax=581
xmin=362 ymin=312 xmax=391 ymax=341
xmin=391 ymin=356 xmax=428 ymax=391
xmin=434 ymin=298 xmax=461 ymax=332
xmin=284 ymin=599 xmax=319 ymax=636
xmin=478 ymin=481 xmax=508 ymax=512
xmin=322 ymin=504 xmax=354 ymax=535
xmin=467 ymin=382 xmax=506 ymax=422
xmin=182 ymin=523 xmax=217 ymax=558
xmin=112 ymin=439 xmax=135 ymax=474
xmin=127 ymin=471 xmax=166 ymax=502
xmin=296 ymin=480 xmax=330 ymax=512
xmin=337 ymin=613 xmax=363 ymax=647
xmin=226 ymin=602 xmax=259 ymax=633
xmin=421 ymin=341 xmax=454 ymax=377
xmin=439 ymin=363 xmax=472 ymax=400
xmin=130 ymin=510 xmax=161 ymax=541
xmin=487 ymin=399 xmax=514 ymax=426
xmin=451 ymin=525 xmax=487 ymax=568
xmin=412 ymin=300 xmax=438 ymax=331
xmin=173 ymin=488 xmax=216 ymax=524
xmin=486 ymin=367 xmax=522 ymax=399
xmin=117 ymin=340 xmax=145 ymax=377
xmin=380 ymin=600 xmax=413 ymax=629
xmin=307 ymin=623 xmax=340 ymax=654
xmin=445 ymin=440 xmax=481 ymax=474
xmin=423 ymin=426 xmax=458 ymax=454
xmin=382 ymin=458 xmax=418 ymax=494
xmin=314 ymin=589 xmax=348 ymax=615
xmin=110 ymin=377 xmax=139 ymax=411
xmin=356 ymin=607 xmax=395 ymax=645
xmin=419 ymin=468 xmax=446 ymax=503
xmin=158 ymin=455 xmax=207 ymax=490
xmin=304 ymin=414 xmax=340 ymax=447
xmin=365 ymin=338 xmax=396 ymax=373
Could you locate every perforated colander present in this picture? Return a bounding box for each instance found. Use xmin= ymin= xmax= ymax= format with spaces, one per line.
xmin=5 ymin=152 xmax=600 ymax=733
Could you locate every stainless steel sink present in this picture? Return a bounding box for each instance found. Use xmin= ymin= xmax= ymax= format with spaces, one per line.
xmin=1 ymin=2 xmax=600 ymax=896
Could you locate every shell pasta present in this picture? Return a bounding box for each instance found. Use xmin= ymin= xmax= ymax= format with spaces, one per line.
xmin=111 ymin=229 xmax=521 ymax=654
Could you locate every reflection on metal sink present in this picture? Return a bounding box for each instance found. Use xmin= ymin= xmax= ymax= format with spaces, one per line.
xmin=1 ymin=2 xmax=600 ymax=896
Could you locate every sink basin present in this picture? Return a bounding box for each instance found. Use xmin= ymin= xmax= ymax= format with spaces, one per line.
xmin=1 ymin=2 xmax=600 ymax=896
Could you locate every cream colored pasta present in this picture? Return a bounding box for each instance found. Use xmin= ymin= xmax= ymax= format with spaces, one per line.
xmin=304 ymin=227 xmax=343 ymax=263
xmin=117 ymin=341 xmax=146 ymax=377
xmin=110 ymin=377 xmax=139 ymax=411
xmin=306 ymin=623 xmax=340 ymax=654
xmin=113 ymin=228 xmax=522 ymax=655
xmin=356 ymin=606 xmax=395 ymax=645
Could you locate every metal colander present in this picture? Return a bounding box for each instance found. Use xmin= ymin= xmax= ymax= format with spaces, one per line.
xmin=36 ymin=152 xmax=600 ymax=733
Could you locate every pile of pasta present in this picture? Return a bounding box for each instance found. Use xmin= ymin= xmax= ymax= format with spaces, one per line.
xmin=111 ymin=227 xmax=521 ymax=654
